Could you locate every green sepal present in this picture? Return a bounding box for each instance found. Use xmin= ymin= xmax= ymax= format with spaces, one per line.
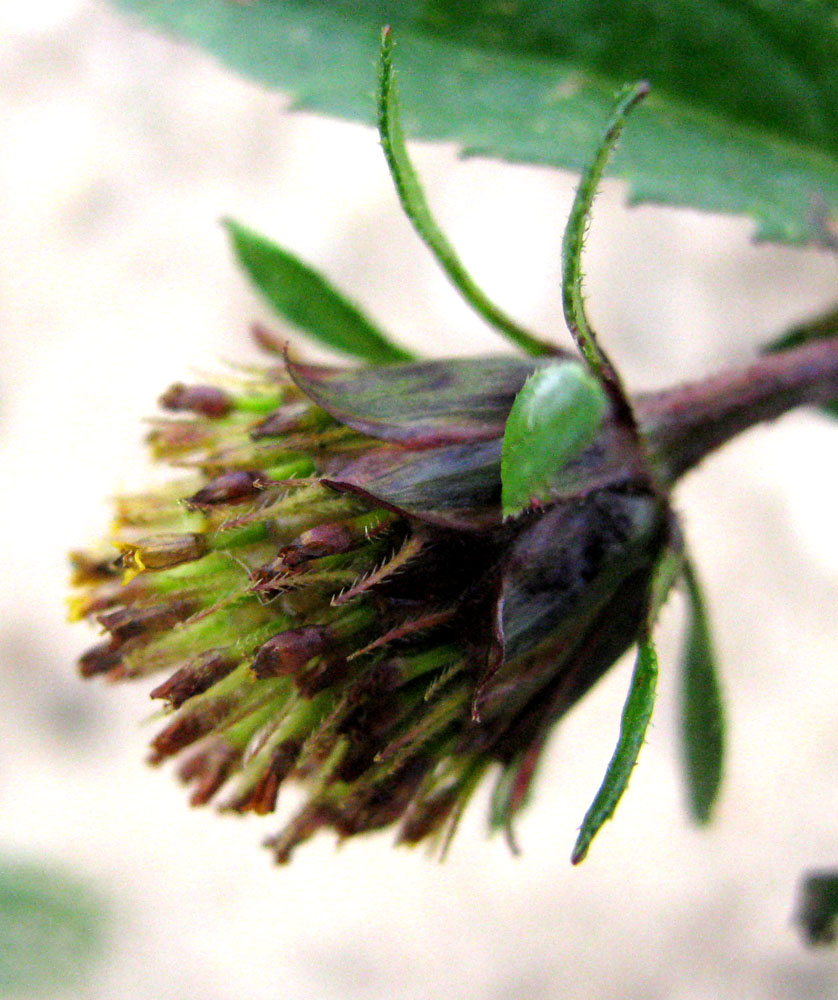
xmin=680 ymin=558 xmax=724 ymax=824
xmin=377 ymin=28 xmax=554 ymax=358
xmin=571 ymin=632 xmax=658 ymax=864
xmin=500 ymin=361 xmax=608 ymax=519
xmin=223 ymin=218 xmax=414 ymax=364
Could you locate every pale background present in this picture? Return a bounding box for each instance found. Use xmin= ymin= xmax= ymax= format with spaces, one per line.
xmin=1 ymin=3 xmax=837 ymax=998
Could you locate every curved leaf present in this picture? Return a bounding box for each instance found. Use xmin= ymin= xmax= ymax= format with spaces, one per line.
xmin=562 ymin=82 xmax=647 ymax=408
xmin=572 ymin=633 xmax=658 ymax=864
xmin=115 ymin=0 xmax=838 ymax=245
xmin=224 ymin=219 xmax=414 ymax=364
xmin=377 ymin=27 xmax=554 ymax=357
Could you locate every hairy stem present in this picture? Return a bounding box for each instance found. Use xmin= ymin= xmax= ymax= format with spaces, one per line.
xmin=637 ymin=336 xmax=838 ymax=485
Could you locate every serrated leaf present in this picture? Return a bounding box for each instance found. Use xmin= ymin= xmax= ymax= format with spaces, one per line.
xmin=116 ymin=1 xmax=838 ymax=246
xmin=763 ymin=306 xmax=838 ymax=418
xmin=571 ymin=633 xmax=658 ymax=864
xmin=501 ymin=361 xmax=608 ymax=518
xmin=0 ymin=857 xmax=107 ymax=995
xmin=224 ymin=219 xmax=413 ymax=364
xmin=680 ymin=559 xmax=724 ymax=824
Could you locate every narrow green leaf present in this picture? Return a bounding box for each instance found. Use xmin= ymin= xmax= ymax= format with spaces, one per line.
xmin=561 ymin=82 xmax=649 ymax=400
xmin=223 ymin=218 xmax=414 ymax=364
xmin=500 ymin=361 xmax=608 ymax=518
xmin=489 ymin=759 xmax=523 ymax=854
xmin=649 ymin=544 xmax=685 ymax=624
xmin=571 ymin=633 xmax=658 ymax=864
xmin=0 ymin=857 xmax=107 ymax=995
xmin=680 ymin=558 xmax=725 ymax=823
xmin=114 ymin=1 xmax=838 ymax=247
xmin=377 ymin=28 xmax=554 ymax=358
xmin=797 ymin=871 xmax=838 ymax=946
xmin=763 ymin=306 xmax=838 ymax=419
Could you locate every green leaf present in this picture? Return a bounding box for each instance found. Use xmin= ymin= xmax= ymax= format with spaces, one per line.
xmin=571 ymin=633 xmax=658 ymax=864
xmin=797 ymin=871 xmax=838 ymax=946
xmin=223 ymin=219 xmax=414 ymax=364
xmin=489 ymin=739 xmax=547 ymax=854
xmin=377 ymin=28 xmax=554 ymax=358
xmin=680 ymin=559 xmax=725 ymax=824
xmin=763 ymin=306 xmax=838 ymax=418
xmin=562 ymin=82 xmax=648 ymax=403
xmin=0 ymin=857 xmax=107 ymax=995
xmin=500 ymin=361 xmax=608 ymax=518
xmin=115 ymin=1 xmax=838 ymax=246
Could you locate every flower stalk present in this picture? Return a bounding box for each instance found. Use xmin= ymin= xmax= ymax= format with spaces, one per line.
xmin=638 ymin=335 xmax=838 ymax=485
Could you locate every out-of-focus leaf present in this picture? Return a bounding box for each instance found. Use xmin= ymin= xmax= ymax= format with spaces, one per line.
xmin=224 ymin=219 xmax=413 ymax=364
xmin=680 ymin=559 xmax=724 ymax=824
xmin=501 ymin=362 xmax=608 ymax=518
xmin=289 ymin=355 xmax=554 ymax=447
xmin=489 ymin=736 xmax=547 ymax=854
xmin=115 ymin=0 xmax=838 ymax=245
xmin=649 ymin=544 xmax=684 ymax=623
xmin=0 ymin=857 xmax=107 ymax=995
xmin=377 ymin=27 xmax=553 ymax=358
xmin=797 ymin=871 xmax=838 ymax=946
xmin=763 ymin=307 xmax=838 ymax=418
xmin=572 ymin=634 xmax=658 ymax=864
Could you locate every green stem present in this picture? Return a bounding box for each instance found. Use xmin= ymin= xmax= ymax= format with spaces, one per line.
xmin=561 ymin=82 xmax=649 ymax=409
xmin=377 ymin=27 xmax=556 ymax=358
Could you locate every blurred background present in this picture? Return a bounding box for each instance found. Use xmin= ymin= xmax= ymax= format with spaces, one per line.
xmin=1 ymin=2 xmax=837 ymax=997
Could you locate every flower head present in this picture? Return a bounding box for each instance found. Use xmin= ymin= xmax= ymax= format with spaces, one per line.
xmin=71 ymin=345 xmax=671 ymax=860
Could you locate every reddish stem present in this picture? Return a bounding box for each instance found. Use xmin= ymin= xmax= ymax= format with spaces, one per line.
xmin=636 ymin=337 xmax=838 ymax=485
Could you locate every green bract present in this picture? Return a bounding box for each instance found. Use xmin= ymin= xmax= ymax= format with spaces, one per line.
xmin=501 ymin=362 xmax=608 ymax=519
